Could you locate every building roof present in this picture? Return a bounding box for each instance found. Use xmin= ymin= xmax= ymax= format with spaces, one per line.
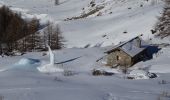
xmin=106 ymin=36 xmax=148 ymax=57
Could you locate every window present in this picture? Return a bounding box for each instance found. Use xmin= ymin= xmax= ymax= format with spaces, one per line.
xmin=116 ymin=56 xmax=121 ymax=60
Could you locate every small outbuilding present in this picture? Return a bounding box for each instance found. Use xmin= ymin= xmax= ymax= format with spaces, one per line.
xmin=106 ymin=36 xmax=149 ymax=68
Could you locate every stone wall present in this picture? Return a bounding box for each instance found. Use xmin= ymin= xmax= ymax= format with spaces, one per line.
xmin=107 ymin=49 xmax=132 ymax=67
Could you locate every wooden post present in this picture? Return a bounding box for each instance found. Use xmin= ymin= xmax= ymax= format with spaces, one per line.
xmin=55 ymin=0 xmax=59 ymax=5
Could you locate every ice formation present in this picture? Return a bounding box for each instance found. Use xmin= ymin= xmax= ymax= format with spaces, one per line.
xmin=37 ymin=45 xmax=64 ymax=73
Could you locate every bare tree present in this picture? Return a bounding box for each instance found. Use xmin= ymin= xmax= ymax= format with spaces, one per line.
xmin=28 ymin=17 xmax=39 ymax=51
xmin=43 ymin=22 xmax=64 ymax=50
xmin=44 ymin=21 xmax=53 ymax=47
xmin=0 ymin=6 xmax=40 ymax=53
xmin=51 ymin=24 xmax=64 ymax=49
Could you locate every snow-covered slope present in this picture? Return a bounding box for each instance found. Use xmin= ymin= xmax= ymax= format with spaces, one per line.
xmin=1 ymin=0 xmax=170 ymax=100
xmin=61 ymin=0 xmax=164 ymax=47
xmin=0 ymin=47 xmax=170 ymax=100
xmin=0 ymin=0 xmax=164 ymax=47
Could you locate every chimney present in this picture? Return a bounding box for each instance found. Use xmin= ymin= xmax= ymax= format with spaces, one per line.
xmin=136 ymin=38 xmax=141 ymax=48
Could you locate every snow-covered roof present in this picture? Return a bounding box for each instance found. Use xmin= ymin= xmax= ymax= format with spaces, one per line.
xmin=106 ymin=36 xmax=148 ymax=57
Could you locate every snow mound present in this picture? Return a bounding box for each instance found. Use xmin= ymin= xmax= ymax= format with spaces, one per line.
xmin=128 ymin=70 xmax=157 ymax=79
xmin=10 ymin=58 xmax=41 ymax=71
xmin=15 ymin=58 xmax=40 ymax=66
xmin=37 ymin=64 xmax=64 ymax=73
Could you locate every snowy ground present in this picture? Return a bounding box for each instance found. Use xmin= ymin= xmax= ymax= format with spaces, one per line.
xmin=0 ymin=0 xmax=170 ymax=100
xmin=0 ymin=47 xmax=170 ymax=100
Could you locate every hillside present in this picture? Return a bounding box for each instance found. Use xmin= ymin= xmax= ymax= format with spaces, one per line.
xmin=0 ymin=0 xmax=164 ymax=47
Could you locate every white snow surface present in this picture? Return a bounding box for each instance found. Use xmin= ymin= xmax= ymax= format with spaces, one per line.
xmin=37 ymin=63 xmax=64 ymax=73
xmin=0 ymin=47 xmax=170 ymax=100
xmin=0 ymin=0 xmax=170 ymax=100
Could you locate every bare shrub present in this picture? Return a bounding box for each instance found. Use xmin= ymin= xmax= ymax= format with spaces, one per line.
xmin=92 ymin=69 xmax=103 ymax=76
xmin=63 ymin=71 xmax=76 ymax=76
xmin=157 ymin=91 xmax=170 ymax=100
xmin=92 ymin=69 xmax=114 ymax=76
xmin=158 ymin=80 xmax=168 ymax=85
xmin=54 ymin=76 xmax=63 ymax=82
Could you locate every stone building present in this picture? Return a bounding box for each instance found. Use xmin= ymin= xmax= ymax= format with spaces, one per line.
xmin=106 ymin=36 xmax=148 ymax=68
